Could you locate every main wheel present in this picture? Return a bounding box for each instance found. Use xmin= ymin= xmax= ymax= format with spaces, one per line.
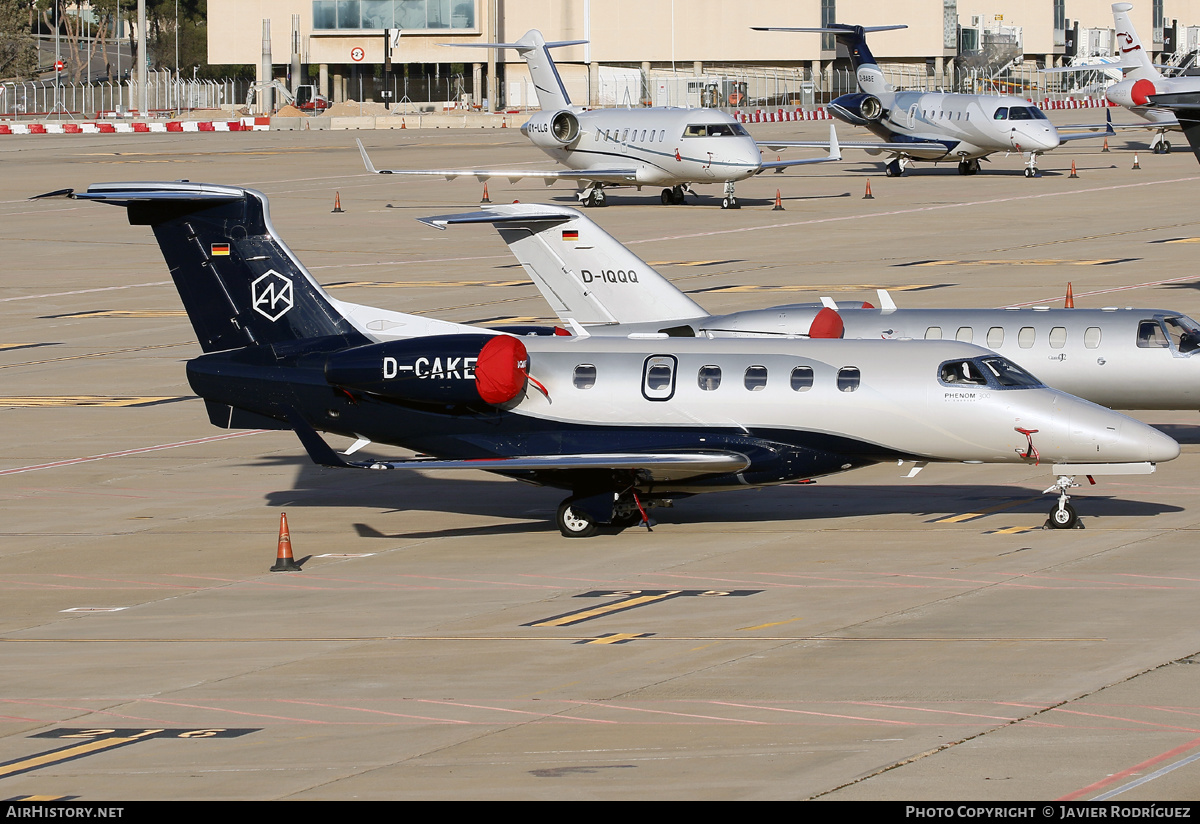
xmin=885 ymin=161 xmax=902 ymax=178
xmin=661 ymin=188 xmax=672 ymax=205
xmin=1164 ymin=140 xmax=1172 ymax=153
xmin=557 ymin=501 xmax=598 ymax=538
xmin=958 ymin=161 xmax=971 ymax=175
xmin=1047 ymin=502 xmax=1078 ymax=529
xmin=594 ymin=189 xmax=607 ymax=207
xmin=721 ymin=197 xmax=731 ymax=209
xmin=671 ymin=187 xmax=686 ymax=205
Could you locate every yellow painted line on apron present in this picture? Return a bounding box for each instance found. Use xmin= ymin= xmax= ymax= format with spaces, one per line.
xmin=325 ymin=280 xmax=530 ymax=289
xmin=934 ymin=496 xmax=1043 ymax=524
xmin=530 ymin=592 xmax=682 ymax=628
xmin=704 ymin=283 xmax=934 ymax=293
xmin=0 ymin=729 xmax=163 ymax=779
xmin=0 ymin=396 xmax=183 ymax=408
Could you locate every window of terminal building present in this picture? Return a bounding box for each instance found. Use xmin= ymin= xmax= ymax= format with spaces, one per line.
xmin=313 ymin=1 xmax=476 ymax=31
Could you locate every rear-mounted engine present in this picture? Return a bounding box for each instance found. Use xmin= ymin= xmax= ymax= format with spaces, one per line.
xmin=324 ymin=334 xmax=530 ymax=406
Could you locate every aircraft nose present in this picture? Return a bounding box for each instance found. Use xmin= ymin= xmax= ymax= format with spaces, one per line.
xmin=1138 ymin=425 xmax=1182 ymax=463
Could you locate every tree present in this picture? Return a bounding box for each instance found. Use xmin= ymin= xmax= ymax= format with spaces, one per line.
xmin=35 ymin=0 xmax=123 ymax=83
xmin=0 ymin=0 xmax=37 ymax=81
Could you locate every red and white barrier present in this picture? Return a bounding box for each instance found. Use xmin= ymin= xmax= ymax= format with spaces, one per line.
xmin=0 ymin=118 xmax=250 ymax=135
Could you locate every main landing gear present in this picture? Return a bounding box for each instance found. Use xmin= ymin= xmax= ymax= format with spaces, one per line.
xmin=957 ymin=158 xmax=981 ymax=175
xmin=659 ymin=185 xmax=689 ymax=205
xmin=1151 ymin=131 xmax=1173 ymax=154
xmin=885 ymin=158 xmax=905 ymax=177
xmin=579 ymin=186 xmax=608 ymax=207
xmin=1043 ymin=475 xmax=1084 ymax=529
xmin=556 ymin=490 xmax=660 ymax=537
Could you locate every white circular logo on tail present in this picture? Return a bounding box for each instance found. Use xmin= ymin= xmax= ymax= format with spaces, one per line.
xmin=251 ymin=270 xmax=294 ymax=321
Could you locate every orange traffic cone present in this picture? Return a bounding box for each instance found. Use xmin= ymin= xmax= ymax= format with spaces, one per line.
xmin=270 ymin=513 xmax=301 ymax=572
xmin=1064 ymin=282 xmax=1075 ymax=309
xmin=775 ymin=155 xmax=784 ymax=174
xmin=863 ymin=179 xmax=874 ymax=200
xmin=1069 ymin=160 xmax=1078 ymax=178
xmin=1133 ymin=153 xmax=1141 ymax=170
xmin=481 ymin=183 xmax=491 ymax=204
xmin=1102 ymin=137 xmax=1110 ymax=153
xmin=400 ymin=118 xmax=406 ymax=129
xmin=501 ymin=117 xmax=507 ymax=128
xmin=772 ymin=189 xmax=784 ymax=211
xmin=332 ymin=192 xmax=345 ymax=213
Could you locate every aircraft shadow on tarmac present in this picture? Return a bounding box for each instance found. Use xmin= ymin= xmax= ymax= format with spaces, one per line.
xmin=257 ymin=457 xmax=1181 ymax=539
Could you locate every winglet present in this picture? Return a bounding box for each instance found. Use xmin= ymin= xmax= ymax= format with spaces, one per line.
xmin=828 ymin=123 xmax=842 ymax=161
xmin=876 ymin=289 xmax=897 ymax=313
xmin=356 ymin=139 xmax=381 ymax=175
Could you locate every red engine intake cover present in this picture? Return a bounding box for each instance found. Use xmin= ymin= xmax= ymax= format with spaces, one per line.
xmin=808 ymin=307 xmax=845 ymax=339
xmin=1131 ymin=78 xmax=1158 ymax=106
xmin=475 ymin=336 xmax=530 ymax=404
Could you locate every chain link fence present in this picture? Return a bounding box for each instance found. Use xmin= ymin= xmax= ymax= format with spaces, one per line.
xmin=1 ymin=72 xmax=250 ymax=118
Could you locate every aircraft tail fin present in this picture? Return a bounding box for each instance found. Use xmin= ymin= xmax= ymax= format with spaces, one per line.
xmin=752 ymin=24 xmax=903 ymax=97
xmin=43 ymin=182 xmax=369 ymax=353
xmin=419 ymin=204 xmax=708 ymax=329
xmin=1112 ymin=2 xmax=1160 ymax=80
xmin=444 ymin=29 xmax=584 ymax=111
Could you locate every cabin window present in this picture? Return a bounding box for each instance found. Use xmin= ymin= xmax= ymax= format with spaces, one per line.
xmin=987 ymin=327 xmax=1004 ymax=348
xmin=659 ymin=130 xmax=665 ymax=141
xmin=1084 ymin=327 xmax=1102 ymax=349
xmin=621 ymin=128 xmax=629 ymax=142
xmin=940 ymin=360 xmax=987 ymax=386
xmin=993 ymin=107 xmax=1009 ymax=120
xmin=639 ymin=130 xmax=646 ymax=142
xmin=1137 ymin=320 xmax=1168 ymax=348
xmin=790 ymin=366 xmax=814 ymax=391
xmin=744 ymin=365 xmax=768 ymax=391
xmin=698 ymin=365 xmax=722 ymax=390
xmin=837 ymin=367 xmax=861 ymax=392
xmin=572 ymin=364 xmax=597 ymax=389
xmin=1049 ymin=327 xmax=1067 ymax=349
xmin=642 ymin=355 xmax=677 ymax=401
xmin=956 ymin=327 xmax=973 ymax=343
xmin=925 ymin=326 xmax=942 ymax=340
xmin=1018 ymin=327 xmax=1036 ymax=349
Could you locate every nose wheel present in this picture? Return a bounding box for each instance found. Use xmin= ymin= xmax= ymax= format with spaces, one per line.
xmin=1044 ymin=476 xmax=1084 ymax=529
xmin=720 ymin=180 xmax=740 ymax=210
xmin=1023 ymin=153 xmax=1042 ymax=179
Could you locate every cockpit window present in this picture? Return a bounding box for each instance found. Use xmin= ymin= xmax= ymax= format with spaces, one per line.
xmin=942 ymin=357 xmax=1042 ymax=388
xmin=1137 ymin=320 xmax=1169 ymax=348
xmin=939 ymin=360 xmax=988 ymax=386
xmin=980 ymin=357 xmax=1043 ymax=388
xmin=993 ymin=107 xmax=1008 ymax=120
xmin=683 ymin=123 xmax=745 ymax=137
xmin=1164 ymin=315 xmax=1200 ymax=354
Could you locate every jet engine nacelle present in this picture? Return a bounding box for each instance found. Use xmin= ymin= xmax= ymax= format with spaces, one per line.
xmin=520 ymin=109 xmax=581 ymax=147
xmin=1107 ymin=77 xmax=1158 ymax=108
xmin=828 ymin=93 xmax=886 ymax=126
xmin=324 ymin=334 xmax=530 ymax=406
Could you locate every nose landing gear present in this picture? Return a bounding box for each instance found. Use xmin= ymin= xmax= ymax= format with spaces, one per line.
xmin=719 ymin=179 xmax=740 ymax=210
xmin=1044 ymin=475 xmax=1085 ymax=529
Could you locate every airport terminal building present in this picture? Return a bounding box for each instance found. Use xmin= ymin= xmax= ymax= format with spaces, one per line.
xmin=207 ymin=1 xmax=1200 ymax=110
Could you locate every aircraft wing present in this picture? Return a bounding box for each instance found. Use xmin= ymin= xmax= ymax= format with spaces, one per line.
xmin=759 ymin=139 xmax=949 ymax=159
xmin=289 ymin=413 xmax=749 ymax=480
xmin=357 ymin=139 xmax=637 ymax=185
xmin=756 ymin=123 xmax=842 ymax=173
xmin=1054 ymin=116 xmax=1116 ymax=143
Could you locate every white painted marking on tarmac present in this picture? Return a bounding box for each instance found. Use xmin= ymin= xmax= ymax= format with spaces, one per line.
xmin=0 ymin=282 xmax=171 ymax=302
xmin=1093 ymin=749 xmax=1200 ymax=799
xmin=0 ymin=430 xmax=266 ymax=476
